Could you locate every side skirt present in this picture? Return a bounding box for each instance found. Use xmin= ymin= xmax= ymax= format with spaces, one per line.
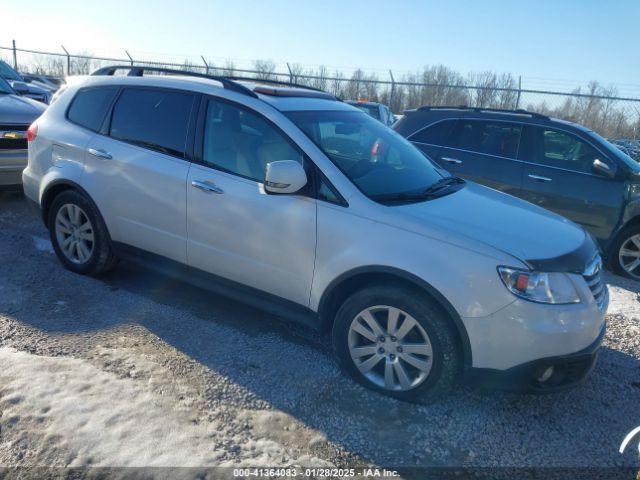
xmin=112 ymin=242 xmax=322 ymax=330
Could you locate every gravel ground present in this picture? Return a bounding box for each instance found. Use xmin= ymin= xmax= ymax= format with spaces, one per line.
xmin=1 ymin=191 xmax=639 ymax=477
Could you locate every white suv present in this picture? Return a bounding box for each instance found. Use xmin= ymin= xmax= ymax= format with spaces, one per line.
xmin=23 ymin=67 xmax=607 ymax=402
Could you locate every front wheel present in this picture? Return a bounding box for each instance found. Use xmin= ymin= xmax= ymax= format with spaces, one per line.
xmin=609 ymin=224 xmax=640 ymax=279
xmin=332 ymin=286 xmax=461 ymax=403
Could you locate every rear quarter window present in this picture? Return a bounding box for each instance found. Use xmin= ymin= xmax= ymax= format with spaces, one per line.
xmin=67 ymin=87 xmax=119 ymax=132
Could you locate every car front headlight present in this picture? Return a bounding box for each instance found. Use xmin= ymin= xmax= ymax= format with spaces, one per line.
xmin=498 ymin=267 xmax=581 ymax=304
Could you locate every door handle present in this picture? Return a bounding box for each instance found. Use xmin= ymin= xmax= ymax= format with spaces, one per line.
xmin=528 ymin=174 xmax=552 ymax=182
xmin=191 ymin=180 xmax=224 ymax=194
xmin=87 ymin=148 xmax=112 ymax=159
xmin=441 ymin=157 xmax=462 ymax=165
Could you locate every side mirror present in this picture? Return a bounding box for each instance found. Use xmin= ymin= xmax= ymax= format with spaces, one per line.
xmin=592 ymin=158 xmax=615 ymax=179
xmin=264 ymin=160 xmax=307 ymax=194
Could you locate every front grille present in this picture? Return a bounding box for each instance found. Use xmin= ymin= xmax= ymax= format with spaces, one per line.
xmin=0 ymin=124 xmax=28 ymax=151
xmin=583 ymin=256 xmax=607 ymax=310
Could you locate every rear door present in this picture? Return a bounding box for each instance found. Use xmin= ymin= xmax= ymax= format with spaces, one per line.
xmin=186 ymin=96 xmax=317 ymax=306
xmin=433 ymin=119 xmax=524 ymax=196
xmin=519 ymin=125 xmax=624 ymax=241
xmin=83 ymin=86 xmax=197 ymax=263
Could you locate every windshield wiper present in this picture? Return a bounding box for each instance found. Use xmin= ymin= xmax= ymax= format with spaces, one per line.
xmin=370 ymin=176 xmax=466 ymax=204
xmin=420 ymin=176 xmax=465 ymax=196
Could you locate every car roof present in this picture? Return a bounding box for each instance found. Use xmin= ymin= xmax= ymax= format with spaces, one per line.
xmin=74 ymin=73 xmax=356 ymax=113
xmin=401 ymin=106 xmax=588 ymax=131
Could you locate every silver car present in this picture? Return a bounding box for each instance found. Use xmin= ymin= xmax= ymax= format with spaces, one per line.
xmin=22 ymin=67 xmax=607 ymax=402
xmin=0 ymin=77 xmax=45 ymax=187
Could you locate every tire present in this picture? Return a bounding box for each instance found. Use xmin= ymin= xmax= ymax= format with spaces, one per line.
xmin=48 ymin=189 xmax=117 ymax=276
xmin=332 ymin=285 xmax=461 ymax=403
xmin=608 ymin=223 xmax=640 ymax=279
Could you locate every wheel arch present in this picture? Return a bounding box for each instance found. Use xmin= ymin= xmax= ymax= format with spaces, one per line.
xmin=41 ymin=179 xmax=101 ymax=230
xmin=317 ymin=266 xmax=473 ymax=369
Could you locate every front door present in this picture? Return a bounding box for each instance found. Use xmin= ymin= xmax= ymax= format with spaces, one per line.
xmin=186 ymin=97 xmax=317 ymax=306
xmin=519 ymin=125 xmax=624 ymax=242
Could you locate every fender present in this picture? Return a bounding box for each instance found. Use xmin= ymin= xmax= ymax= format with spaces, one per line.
xmin=604 ymin=195 xmax=640 ymax=254
xmin=40 ymin=178 xmax=100 ymax=228
xmin=318 ymin=265 xmax=473 ymax=369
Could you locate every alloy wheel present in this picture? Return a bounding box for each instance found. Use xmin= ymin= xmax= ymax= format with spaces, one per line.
xmin=54 ymin=204 xmax=95 ymax=264
xmin=619 ymin=234 xmax=640 ymax=279
xmin=348 ymin=305 xmax=433 ymax=391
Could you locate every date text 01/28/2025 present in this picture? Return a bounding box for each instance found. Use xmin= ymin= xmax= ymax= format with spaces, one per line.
xmin=232 ymin=467 xmax=400 ymax=477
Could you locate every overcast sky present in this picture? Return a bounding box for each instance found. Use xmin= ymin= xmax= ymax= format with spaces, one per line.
xmin=3 ymin=0 xmax=639 ymax=95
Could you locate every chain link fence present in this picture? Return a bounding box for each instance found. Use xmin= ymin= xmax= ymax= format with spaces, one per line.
xmin=2 ymin=42 xmax=640 ymax=141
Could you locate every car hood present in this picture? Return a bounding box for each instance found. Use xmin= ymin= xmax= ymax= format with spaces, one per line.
xmin=0 ymin=94 xmax=46 ymax=124
xmin=8 ymin=79 xmax=51 ymax=95
xmin=394 ymin=182 xmax=597 ymax=272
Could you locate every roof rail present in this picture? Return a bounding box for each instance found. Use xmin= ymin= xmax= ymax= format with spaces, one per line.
xmin=416 ymin=105 xmax=549 ymax=120
xmin=225 ymin=76 xmax=327 ymax=94
xmin=252 ymin=85 xmax=337 ymax=100
xmin=91 ymin=65 xmax=258 ymax=98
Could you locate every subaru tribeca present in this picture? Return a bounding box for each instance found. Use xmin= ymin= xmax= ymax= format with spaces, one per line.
xmin=22 ymin=67 xmax=607 ymax=402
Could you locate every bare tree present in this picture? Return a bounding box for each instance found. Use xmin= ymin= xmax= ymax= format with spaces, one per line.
xmin=330 ymin=70 xmax=346 ymax=98
xmin=344 ymin=69 xmax=365 ymax=100
xmin=31 ymin=54 xmax=65 ymax=76
xmin=309 ymin=65 xmax=329 ymax=91
xmin=74 ymin=53 xmax=93 ymax=75
xmin=253 ymin=60 xmax=276 ymax=80
xmin=223 ymin=59 xmax=236 ymax=76
xmin=288 ymin=63 xmax=305 ymax=84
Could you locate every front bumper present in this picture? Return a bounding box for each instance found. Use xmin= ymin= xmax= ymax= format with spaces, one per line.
xmin=466 ymin=323 xmax=605 ymax=393
xmin=461 ymin=271 xmax=607 ymax=371
xmin=0 ymin=149 xmax=27 ymax=187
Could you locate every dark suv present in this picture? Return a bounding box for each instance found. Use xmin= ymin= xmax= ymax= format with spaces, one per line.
xmin=394 ymin=106 xmax=640 ymax=279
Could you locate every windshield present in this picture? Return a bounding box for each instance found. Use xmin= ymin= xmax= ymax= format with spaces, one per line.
xmin=285 ymin=110 xmax=444 ymax=199
xmin=0 ymin=76 xmax=14 ymax=94
xmin=0 ymin=61 xmax=23 ymax=81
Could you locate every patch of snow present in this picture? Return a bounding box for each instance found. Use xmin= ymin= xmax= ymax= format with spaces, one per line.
xmin=0 ymin=347 xmax=332 ymax=468
xmin=605 ymin=272 xmax=640 ymax=318
xmin=0 ymin=347 xmax=223 ymax=466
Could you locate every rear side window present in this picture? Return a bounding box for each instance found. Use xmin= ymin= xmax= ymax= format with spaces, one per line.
xmin=67 ymin=87 xmax=119 ymax=132
xmin=109 ymin=88 xmax=195 ymax=158
xmin=409 ymin=119 xmax=455 ymax=145
xmin=448 ymin=120 xmax=522 ymax=158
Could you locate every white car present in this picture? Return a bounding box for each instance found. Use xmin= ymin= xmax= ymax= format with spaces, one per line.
xmin=23 ymin=67 xmax=607 ymax=402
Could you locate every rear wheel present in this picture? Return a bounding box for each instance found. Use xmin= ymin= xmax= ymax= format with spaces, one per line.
xmin=48 ymin=190 xmax=117 ymax=275
xmin=332 ymin=285 xmax=461 ymax=403
xmin=609 ymin=224 xmax=640 ymax=279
